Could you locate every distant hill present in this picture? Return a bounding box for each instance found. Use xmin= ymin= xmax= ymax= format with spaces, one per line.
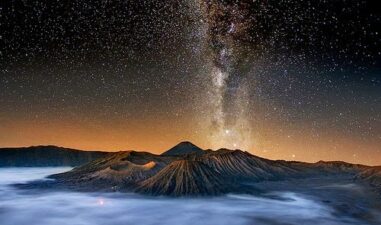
xmin=161 ymin=141 xmax=204 ymax=156
xmin=0 ymin=146 xmax=109 ymax=167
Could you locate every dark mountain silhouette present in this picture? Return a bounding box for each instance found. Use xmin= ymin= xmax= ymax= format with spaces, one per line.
xmin=41 ymin=141 xmax=380 ymax=196
xmin=0 ymin=146 xmax=109 ymax=167
xmin=161 ymin=141 xmax=204 ymax=156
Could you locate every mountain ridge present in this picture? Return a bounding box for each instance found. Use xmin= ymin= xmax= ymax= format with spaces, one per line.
xmin=0 ymin=146 xmax=109 ymax=167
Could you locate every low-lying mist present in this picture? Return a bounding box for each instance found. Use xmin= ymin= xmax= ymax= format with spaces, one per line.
xmin=0 ymin=168 xmax=375 ymax=225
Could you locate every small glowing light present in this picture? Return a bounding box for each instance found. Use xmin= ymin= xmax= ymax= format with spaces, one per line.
xmin=225 ymin=129 xmax=230 ymax=134
xmin=233 ymin=143 xmax=237 ymax=147
xmin=292 ymin=154 xmax=296 ymax=158
xmin=97 ymin=199 xmax=105 ymax=206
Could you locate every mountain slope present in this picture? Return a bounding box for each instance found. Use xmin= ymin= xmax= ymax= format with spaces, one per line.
xmin=50 ymin=151 xmax=174 ymax=191
xmin=137 ymin=160 xmax=237 ymax=196
xmin=198 ymin=149 xmax=300 ymax=181
xmin=0 ymin=146 xmax=109 ymax=167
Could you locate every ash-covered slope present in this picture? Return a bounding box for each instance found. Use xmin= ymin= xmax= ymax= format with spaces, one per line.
xmin=161 ymin=141 xmax=204 ymax=156
xmin=0 ymin=146 xmax=109 ymax=167
xmin=138 ymin=160 xmax=237 ymax=196
xmin=198 ymin=149 xmax=300 ymax=181
xmin=137 ymin=149 xmax=293 ymax=196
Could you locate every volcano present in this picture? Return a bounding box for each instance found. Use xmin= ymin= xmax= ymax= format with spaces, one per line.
xmin=38 ymin=141 xmax=381 ymax=196
xmin=161 ymin=141 xmax=204 ymax=156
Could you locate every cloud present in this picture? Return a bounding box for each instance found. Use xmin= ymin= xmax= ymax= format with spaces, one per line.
xmin=0 ymin=168 xmax=370 ymax=225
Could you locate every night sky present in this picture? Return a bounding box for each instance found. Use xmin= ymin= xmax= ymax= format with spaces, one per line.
xmin=1 ymin=0 xmax=380 ymax=165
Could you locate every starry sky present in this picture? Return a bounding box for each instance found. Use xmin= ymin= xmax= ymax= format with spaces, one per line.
xmin=1 ymin=0 xmax=380 ymax=165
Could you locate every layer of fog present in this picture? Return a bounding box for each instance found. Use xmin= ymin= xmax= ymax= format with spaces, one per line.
xmin=0 ymin=168 xmax=367 ymax=225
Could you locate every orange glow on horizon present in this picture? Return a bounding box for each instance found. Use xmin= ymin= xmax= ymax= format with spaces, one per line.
xmin=0 ymin=114 xmax=380 ymax=166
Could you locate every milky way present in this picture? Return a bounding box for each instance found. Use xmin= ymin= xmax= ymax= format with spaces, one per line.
xmin=194 ymin=0 xmax=256 ymax=149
